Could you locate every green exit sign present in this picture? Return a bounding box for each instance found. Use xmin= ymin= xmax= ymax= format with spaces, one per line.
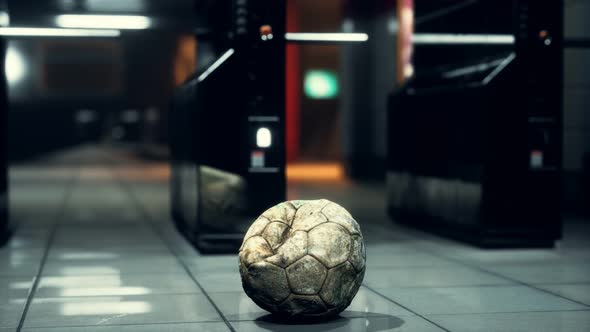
xmin=304 ymin=70 xmax=339 ymax=99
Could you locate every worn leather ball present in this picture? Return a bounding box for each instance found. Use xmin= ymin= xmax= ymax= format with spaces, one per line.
xmin=239 ymin=199 xmax=366 ymax=318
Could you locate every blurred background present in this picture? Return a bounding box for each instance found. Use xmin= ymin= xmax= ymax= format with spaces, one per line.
xmin=0 ymin=0 xmax=589 ymax=331
xmin=2 ymin=0 xmax=588 ymax=191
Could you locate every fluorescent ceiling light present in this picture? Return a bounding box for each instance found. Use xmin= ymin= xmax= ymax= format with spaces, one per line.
xmin=84 ymin=0 xmax=147 ymax=12
xmin=0 ymin=27 xmax=120 ymax=37
xmin=285 ymin=33 xmax=369 ymax=42
xmin=55 ymin=14 xmax=151 ymax=30
xmin=412 ymin=34 xmax=514 ymax=45
xmin=198 ymin=48 xmax=235 ymax=82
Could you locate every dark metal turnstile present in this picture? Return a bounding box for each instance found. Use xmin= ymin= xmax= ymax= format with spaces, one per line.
xmin=171 ymin=0 xmax=286 ymax=253
xmin=387 ymin=0 xmax=563 ymax=247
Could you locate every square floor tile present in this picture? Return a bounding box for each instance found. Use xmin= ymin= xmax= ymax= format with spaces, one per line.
xmin=51 ymin=234 xmax=162 ymax=247
xmin=0 ymin=249 xmax=43 ymax=263
xmin=46 ymin=248 xmax=172 ymax=261
xmin=428 ymin=310 xmax=590 ymax=332
xmin=374 ymin=286 xmax=587 ymax=315
xmin=366 ymin=252 xmax=458 ymax=269
xmin=194 ymin=272 xmax=243 ymax=293
xmin=0 ymin=249 xmax=44 ymax=262
xmin=536 ymin=284 xmax=590 ymax=305
xmin=0 ymin=258 xmax=41 ymax=277
xmin=183 ymin=255 xmax=239 ymax=274
xmin=23 ymin=294 xmax=222 ymax=328
xmin=363 ymin=266 xmax=513 ymax=288
xmin=439 ymin=248 xmax=590 ymax=266
xmin=0 ymin=276 xmax=34 ymax=300
xmin=483 ymin=263 xmax=590 ymax=284
xmin=50 ymin=242 xmax=171 ymax=251
xmin=0 ymin=292 xmax=27 ymax=328
xmin=209 ymin=287 xmax=415 ymax=322
xmin=21 ymin=322 xmax=230 ymax=332
xmin=5 ymin=234 xmax=49 ymax=250
xmin=35 ymin=274 xmax=201 ymax=298
xmin=230 ymin=315 xmax=445 ymax=332
xmin=42 ymin=257 xmax=186 ymax=276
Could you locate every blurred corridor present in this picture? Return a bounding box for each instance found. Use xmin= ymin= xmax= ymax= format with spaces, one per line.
xmin=1 ymin=0 xmax=589 ymax=331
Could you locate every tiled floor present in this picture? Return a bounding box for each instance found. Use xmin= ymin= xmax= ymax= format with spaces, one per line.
xmin=1 ymin=146 xmax=590 ymax=331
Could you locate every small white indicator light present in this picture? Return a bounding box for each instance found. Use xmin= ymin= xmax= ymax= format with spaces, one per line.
xmin=256 ymin=127 xmax=272 ymax=148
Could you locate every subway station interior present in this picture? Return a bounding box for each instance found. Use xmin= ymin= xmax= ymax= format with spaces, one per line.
xmin=1 ymin=0 xmax=590 ymax=331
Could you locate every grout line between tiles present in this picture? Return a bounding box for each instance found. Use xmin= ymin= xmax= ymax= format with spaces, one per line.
xmin=362 ymin=284 xmax=452 ymax=332
xmin=16 ymin=170 xmax=80 ymax=332
xmin=113 ymin=167 xmax=236 ymax=332
xmin=18 ymin=319 xmax=227 ymax=330
xmin=422 ymin=308 xmax=590 ymax=317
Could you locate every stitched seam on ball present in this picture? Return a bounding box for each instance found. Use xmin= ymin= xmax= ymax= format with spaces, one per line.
xmin=325 ymin=215 xmax=360 ymax=236
xmin=319 ymin=200 xmax=331 ymax=211
xmin=285 ymin=256 xmax=326 ymax=296
xmin=285 ymin=201 xmax=299 ymax=216
xmin=326 ymin=220 xmax=353 ymax=236
xmin=260 ymin=236 xmax=274 ymax=255
xmin=318 ymin=260 xmax=352 ymax=306
xmin=269 ymin=220 xmax=293 ymax=251
xmin=276 ymin=231 xmax=309 ymax=269
xmin=307 ymin=252 xmax=328 ymax=269
xmin=277 ymin=293 xmax=293 ymax=307
xmin=304 ymin=213 xmax=329 ymax=232
xmin=316 ymin=262 xmax=331 ymax=299
xmin=241 ymin=215 xmax=271 ymax=245
xmin=258 ymin=221 xmax=290 ymax=253
xmin=243 ymin=235 xmax=274 ymax=267
xmin=349 ymin=235 xmax=365 ymax=272
xmin=275 ymin=267 xmax=291 ymax=303
xmin=270 ymin=219 xmax=291 ymax=228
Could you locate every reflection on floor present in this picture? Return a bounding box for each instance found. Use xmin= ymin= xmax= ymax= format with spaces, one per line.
xmin=1 ymin=146 xmax=590 ymax=331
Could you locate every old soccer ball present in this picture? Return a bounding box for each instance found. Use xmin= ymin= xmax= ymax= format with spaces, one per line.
xmin=239 ymin=199 xmax=366 ymax=318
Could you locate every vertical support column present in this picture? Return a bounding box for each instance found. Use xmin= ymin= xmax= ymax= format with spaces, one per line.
xmin=514 ymin=0 xmax=564 ymax=238
xmin=396 ymin=0 xmax=413 ymax=84
xmin=0 ymin=34 xmax=9 ymax=245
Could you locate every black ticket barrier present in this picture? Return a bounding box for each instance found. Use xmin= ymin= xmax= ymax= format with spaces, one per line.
xmin=171 ymin=0 xmax=286 ymax=253
xmin=387 ymin=0 xmax=563 ymax=247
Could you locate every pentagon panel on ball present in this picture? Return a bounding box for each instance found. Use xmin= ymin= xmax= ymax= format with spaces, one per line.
xmin=239 ymin=199 xmax=366 ymax=319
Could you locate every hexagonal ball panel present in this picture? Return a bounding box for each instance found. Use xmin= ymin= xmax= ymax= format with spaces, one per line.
xmin=293 ymin=199 xmax=330 ymax=220
xmin=349 ymin=235 xmax=366 ymax=272
xmin=239 ymin=235 xmax=273 ymax=267
xmin=286 ymin=255 xmax=327 ymax=295
xmin=243 ymin=261 xmax=290 ymax=305
xmin=322 ymin=201 xmax=352 ymax=219
xmin=265 ymin=230 xmax=308 ymax=268
xmin=308 ymin=223 xmax=351 ymax=268
xmin=261 ymin=221 xmax=290 ymax=250
xmin=319 ymin=261 xmax=357 ymax=307
xmin=291 ymin=213 xmax=328 ymax=232
xmin=322 ymin=202 xmax=361 ymax=235
xmin=262 ymin=203 xmax=296 ymax=226
xmin=277 ymin=294 xmax=327 ymax=317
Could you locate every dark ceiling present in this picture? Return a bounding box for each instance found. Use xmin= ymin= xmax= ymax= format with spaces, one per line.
xmin=7 ymin=0 xmax=195 ymax=31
